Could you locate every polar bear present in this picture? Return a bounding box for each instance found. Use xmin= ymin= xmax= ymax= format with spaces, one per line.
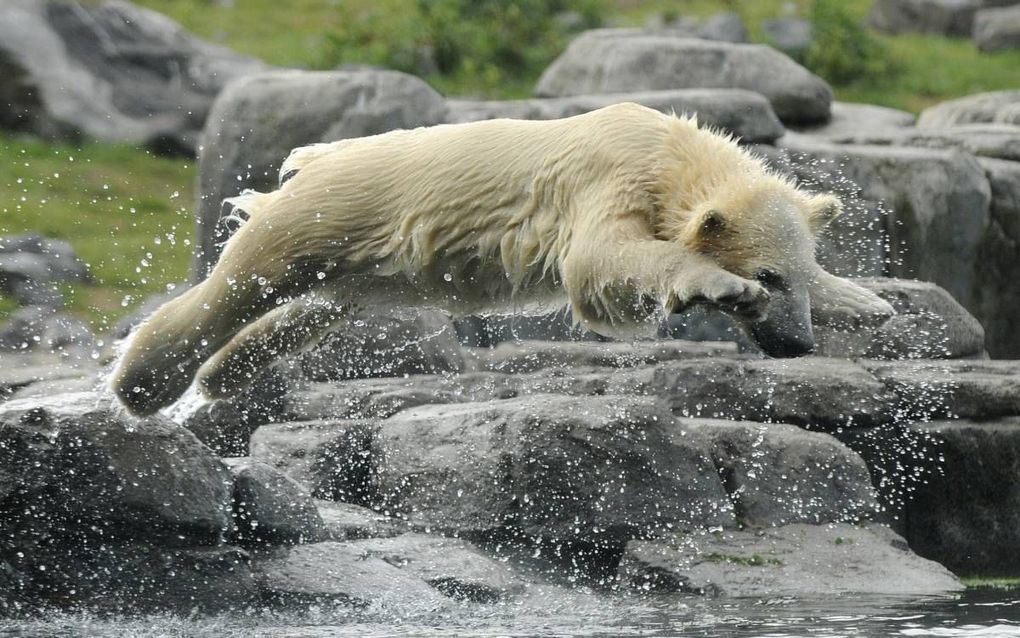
xmin=112 ymin=102 xmax=893 ymax=415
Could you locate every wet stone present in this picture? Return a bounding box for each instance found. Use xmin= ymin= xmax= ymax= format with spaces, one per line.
xmin=224 ymin=457 xmax=327 ymax=547
xmin=314 ymin=499 xmax=407 ymax=541
xmin=254 ymin=541 xmax=446 ymax=610
xmin=316 ymin=395 xmax=734 ymax=540
xmin=618 ymin=523 xmax=962 ymax=597
xmin=347 ymin=533 xmax=527 ymax=603
xmin=0 ymin=391 xmax=235 ymax=546
xmin=679 ymin=419 xmax=879 ymax=527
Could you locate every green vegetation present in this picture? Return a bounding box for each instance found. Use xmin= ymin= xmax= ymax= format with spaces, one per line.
xmin=5 ymin=0 xmax=1020 ymax=327
xmin=704 ymin=552 xmax=784 ymax=567
xmin=0 ymin=134 xmax=195 ymax=328
xmin=961 ymin=576 xmax=1020 ymax=590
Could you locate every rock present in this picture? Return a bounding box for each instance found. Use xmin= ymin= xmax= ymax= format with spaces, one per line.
xmin=446 ymin=89 xmax=785 ymax=143
xmin=791 ymin=101 xmax=916 ymax=139
xmin=0 ymin=352 xmax=98 ymax=402
xmin=454 ymin=308 xmax=600 ymax=347
xmin=7 ymin=544 xmax=255 ymax=613
xmin=863 ymin=359 xmax=1020 ymax=421
xmin=269 ymin=395 xmax=733 ymax=540
xmin=827 ymin=124 xmax=1020 ymax=162
xmin=649 ymin=358 xmax=897 ymax=429
xmin=761 ymin=18 xmax=812 ymax=55
xmin=777 ymin=137 xmax=991 ymax=310
xmin=681 ymin=419 xmax=879 ymax=527
xmin=869 ymin=0 xmax=983 ymax=36
xmin=869 ymin=419 xmax=1020 ymax=575
xmin=696 ymin=12 xmax=749 ymax=43
xmin=0 ymin=392 xmax=235 ymax=545
xmin=918 ymin=90 xmax=1020 ymax=127
xmin=469 ymin=339 xmax=739 ymax=375
xmin=224 ymin=458 xmax=327 ymax=546
xmin=976 ymin=157 xmax=1020 ymax=357
xmin=534 ymin=30 xmax=833 ymax=124
xmin=249 ymin=419 xmax=379 ymax=502
xmin=0 ymin=306 xmax=95 ymax=353
xmin=183 ymin=366 xmax=290 ymax=456
xmin=348 ymin=533 xmax=526 ymax=602
xmin=300 ymin=308 xmax=464 ymax=382
xmin=0 ymin=0 xmax=266 ymax=153
xmin=618 ymin=523 xmax=962 ymax=596
xmin=813 ymin=278 xmax=986 ymax=360
xmin=254 ymin=541 xmax=446 ymax=609
xmin=974 ymin=4 xmax=1020 ymax=51
xmin=112 ymin=285 xmax=189 ymax=339
xmin=315 ymin=499 xmax=406 ymax=540
xmin=195 ymin=69 xmax=447 ymax=277
xmin=283 ymin=376 xmax=472 ymax=422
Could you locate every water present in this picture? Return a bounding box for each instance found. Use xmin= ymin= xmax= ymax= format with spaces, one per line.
xmin=3 ymin=589 xmax=1018 ymax=637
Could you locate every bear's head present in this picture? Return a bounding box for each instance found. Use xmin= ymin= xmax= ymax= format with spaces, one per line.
xmin=672 ymin=184 xmax=885 ymax=358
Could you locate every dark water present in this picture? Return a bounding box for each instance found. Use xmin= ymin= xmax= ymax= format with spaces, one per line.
xmin=2 ymin=589 xmax=1018 ymax=638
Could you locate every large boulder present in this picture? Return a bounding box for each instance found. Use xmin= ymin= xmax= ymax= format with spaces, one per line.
xmin=869 ymin=419 xmax=1020 ymax=575
xmin=0 ymin=0 xmax=266 ymax=153
xmin=777 ymin=138 xmax=991 ymax=312
xmin=918 ymin=90 xmax=1020 ymax=128
xmin=195 ymin=69 xmax=448 ymax=277
xmin=0 ymin=392 xmax=235 ymax=545
xmin=813 ymin=278 xmax=986 ymax=360
xmin=534 ymin=30 xmax=833 ymax=125
xmin=224 ymin=457 xmax=327 ymax=546
xmin=869 ymin=0 xmax=984 ymax=36
xmin=0 ymin=306 xmax=95 ymax=353
xmin=254 ymin=541 xmax=446 ymax=609
xmin=618 ymin=523 xmax=961 ymax=596
xmin=253 ymin=395 xmax=734 ymax=541
xmin=827 ymin=124 xmax=1020 ymax=162
xmin=976 ymin=157 xmax=1020 ymax=358
xmin=974 ymin=4 xmax=1020 ymax=51
xmin=0 ymin=353 xmax=99 ymax=402
xmin=681 ymin=419 xmax=879 ymax=527
xmin=347 ymin=533 xmax=527 ymax=602
xmin=0 ymin=233 xmax=91 ymax=308
xmin=446 ymin=89 xmax=785 ymax=143
xmin=790 ymin=101 xmax=915 ymax=139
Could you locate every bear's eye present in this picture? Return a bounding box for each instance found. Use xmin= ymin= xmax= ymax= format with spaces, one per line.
xmin=754 ymin=269 xmax=787 ymax=291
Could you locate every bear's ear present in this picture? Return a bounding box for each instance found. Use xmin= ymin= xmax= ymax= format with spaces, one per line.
xmin=682 ymin=208 xmax=729 ymax=250
xmin=806 ymin=194 xmax=843 ymax=232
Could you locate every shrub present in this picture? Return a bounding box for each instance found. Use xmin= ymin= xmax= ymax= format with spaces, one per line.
xmin=804 ymin=0 xmax=889 ymax=85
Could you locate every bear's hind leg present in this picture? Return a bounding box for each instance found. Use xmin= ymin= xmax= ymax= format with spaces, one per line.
xmin=196 ymin=295 xmax=347 ymax=400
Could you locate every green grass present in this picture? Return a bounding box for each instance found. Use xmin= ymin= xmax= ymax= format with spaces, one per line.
xmin=6 ymin=0 xmax=1020 ymax=328
xmin=0 ymin=134 xmax=195 ymax=329
xmin=703 ymin=552 xmax=784 ymax=567
xmin=961 ymin=576 xmax=1020 ymax=590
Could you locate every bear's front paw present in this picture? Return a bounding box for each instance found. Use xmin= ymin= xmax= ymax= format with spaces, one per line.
xmin=677 ymin=271 xmax=770 ymax=320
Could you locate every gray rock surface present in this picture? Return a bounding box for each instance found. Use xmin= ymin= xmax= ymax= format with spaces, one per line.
xmin=863 ymin=359 xmax=1020 ymax=421
xmin=791 ymin=101 xmax=916 ymax=139
xmin=974 ymin=4 xmax=1020 ymax=51
xmin=777 ymin=138 xmax=991 ymax=312
xmin=0 ymin=391 xmax=235 ymax=544
xmin=828 ymin=124 xmax=1020 ymax=162
xmin=619 ymin=523 xmax=962 ymax=596
xmin=761 ymin=18 xmax=812 ymax=55
xmin=534 ymin=30 xmax=833 ymax=124
xmin=468 ymin=339 xmax=739 ymax=375
xmin=0 ymin=0 xmax=266 ymax=153
xmin=918 ymin=90 xmax=1020 ymax=127
xmin=315 ymin=499 xmax=406 ymax=540
xmin=976 ymin=157 xmax=1020 ymax=357
xmin=300 ymin=308 xmax=464 ymax=382
xmin=225 ymin=457 xmax=327 ymax=546
xmin=696 ymin=11 xmax=749 ymax=42
xmin=446 ymin=89 xmax=785 ymax=143
xmin=261 ymin=395 xmax=734 ymax=540
xmin=348 ymin=533 xmax=526 ymax=602
xmin=813 ymin=278 xmax=986 ymax=360
xmin=681 ymin=419 xmax=879 ymax=527
xmin=0 ymin=353 xmax=99 ymax=402
xmin=0 ymin=306 xmax=95 ymax=353
xmin=195 ymin=69 xmax=447 ymax=277
xmin=869 ymin=0 xmax=983 ymax=36
xmin=0 ymin=233 xmax=91 ymax=307
xmin=254 ymin=541 xmax=446 ymax=609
